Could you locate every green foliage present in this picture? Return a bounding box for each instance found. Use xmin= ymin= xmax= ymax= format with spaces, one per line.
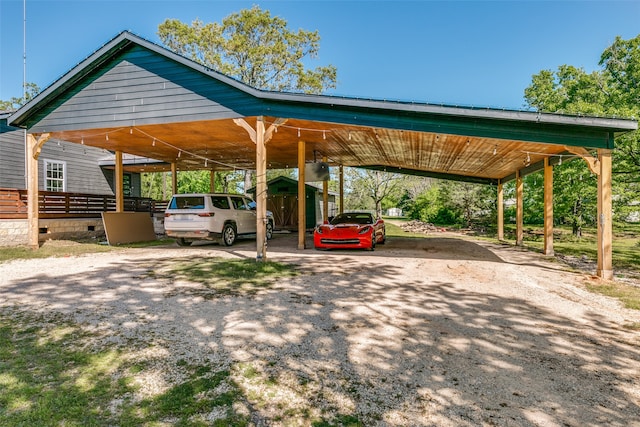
xmin=405 ymin=181 xmax=496 ymax=227
xmin=553 ymin=159 xmax=597 ymax=235
xmin=141 ymin=170 xmax=247 ymax=200
xmin=157 ymin=5 xmax=337 ymax=94
xmin=524 ymin=33 xmax=640 ymax=232
xmin=344 ymin=168 xmax=403 ymax=216
xmin=177 ymin=170 xmax=213 ymax=194
xmin=0 ymin=83 xmax=40 ymax=111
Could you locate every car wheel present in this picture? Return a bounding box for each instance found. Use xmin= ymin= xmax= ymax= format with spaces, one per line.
xmin=266 ymin=221 xmax=274 ymax=240
xmin=176 ymin=238 xmax=192 ymax=247
xmin=369 ymin=233 xmax=376 ymax=251
xmin=221 ymin=223 xmax=237 ymax=246
xmin=379 ymin=228 xmax=386 ymax=245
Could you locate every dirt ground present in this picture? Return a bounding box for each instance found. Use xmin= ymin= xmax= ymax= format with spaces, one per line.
xmin=1 ymin=230 xmax=639 ymax=426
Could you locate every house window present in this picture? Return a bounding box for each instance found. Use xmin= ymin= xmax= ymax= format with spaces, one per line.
xmin=44 ymin=160 xmax=66 ymax=192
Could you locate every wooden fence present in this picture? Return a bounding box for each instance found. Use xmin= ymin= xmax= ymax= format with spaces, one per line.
xmin=0 ymin=188 xmax=165 ymax=219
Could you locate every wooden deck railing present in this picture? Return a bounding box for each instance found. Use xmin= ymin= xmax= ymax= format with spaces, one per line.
xmin=0 ymin=188 xmax=165 ymax=219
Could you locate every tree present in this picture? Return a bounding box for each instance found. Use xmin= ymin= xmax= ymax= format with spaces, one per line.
xmin=158 ymin=6 xmax=337 ymax=94
xmin=524 ymin=34 xmax=640 ymax=229
xmin=157 ymin=6 xmax=338 ymax=195
xmin=345 ymin=168 xmax=403 ymax=217
xmin=0 ymin=83 xmax=40 ymax=111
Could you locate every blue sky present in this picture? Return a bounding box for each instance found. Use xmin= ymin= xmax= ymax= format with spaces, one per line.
xmin=1 ymin=0 xmax=639 ymax=110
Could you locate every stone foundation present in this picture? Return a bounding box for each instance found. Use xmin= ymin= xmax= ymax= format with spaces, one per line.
xmin=0 ymin=218 xmax=107 ymax=246
xmin=0 ymin=219 xmax=30 ymax=246
xmin=38 ymin=218 xmax=106 ymax=242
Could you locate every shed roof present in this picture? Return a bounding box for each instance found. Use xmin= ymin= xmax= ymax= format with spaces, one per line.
xmin=8 ymin=31 xmax=638 ymax=185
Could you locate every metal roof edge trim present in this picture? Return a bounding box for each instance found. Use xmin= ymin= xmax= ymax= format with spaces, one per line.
xmin=259 ymin=91 xmax=638 ymax=132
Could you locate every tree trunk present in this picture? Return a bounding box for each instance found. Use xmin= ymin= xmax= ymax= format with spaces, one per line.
xmin=572 ymin=198 xmax=583 ymax=237
xmin=244 ymin=170 xmax=253 ymax=195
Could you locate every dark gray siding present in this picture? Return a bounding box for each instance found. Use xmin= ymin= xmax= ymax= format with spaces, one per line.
xmin=29 ymin=45 xmax=261 ymax=132
xmin=2 ymin=118 xmax=124 ymax=194
xmin=102 ymin=169 xmax=141 ymax=198
xmin=39 ymin=140 xmax=114 ymax=194
xmin=0 ymin=119 xmax=27 ymax=188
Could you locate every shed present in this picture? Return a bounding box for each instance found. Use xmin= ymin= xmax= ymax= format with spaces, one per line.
xmin=248 ymin=176 xmax=337 ymax=230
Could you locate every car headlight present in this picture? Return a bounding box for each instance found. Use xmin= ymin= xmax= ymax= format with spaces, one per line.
xmin=358 ymin=226 xmax=372 ymax=235
xmin=315 ymin=226 xmax=323 ymax=234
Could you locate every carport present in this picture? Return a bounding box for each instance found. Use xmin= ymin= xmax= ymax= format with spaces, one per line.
xmin=8 ymin=31 xmax=637 ymax=279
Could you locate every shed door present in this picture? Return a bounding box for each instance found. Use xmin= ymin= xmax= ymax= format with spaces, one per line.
xmin=268 ymin=195 xmax=298 ymax=230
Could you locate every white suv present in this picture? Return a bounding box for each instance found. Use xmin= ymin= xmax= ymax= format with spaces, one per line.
xmin=164 ymin=193 xmax=274 ymax=246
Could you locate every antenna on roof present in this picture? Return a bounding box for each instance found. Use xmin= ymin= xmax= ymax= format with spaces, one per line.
xmin=23 ymin=0 xmax=28 ymax=189
xmin=23 ymin=0 xmax=27 ymax=100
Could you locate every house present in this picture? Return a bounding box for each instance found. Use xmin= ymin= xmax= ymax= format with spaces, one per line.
xmin=248 ymin=176 xmax=338 ymax=230
xmin=1 ymin=112 xmax=145 ymax=245
xmin=1 ymin=112 xmax=142 ymax=196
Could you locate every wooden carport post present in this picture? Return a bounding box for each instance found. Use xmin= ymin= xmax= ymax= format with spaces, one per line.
xmin=516 ymin=169 xmax=524 ymax=246
xmin=170 ymin=162 xmax=178 ymax=195
xmin=234 ymin=116 xmax=286 ymax=260
xmin=543 ymin=157 xmax=554 ymax=255
xmin=322 ymin=156 xmax=329 ymax=222
xmin=115 ymin=151 xmax=124 ymax=212
xmin=339 ymin=165 xmax=344 ymax=214
xmin=597 ymin=149 xmax=613 ymax=280
xmin=255 ymin=118 xmax=267 ymax=261
xmin=209 ymin=170 xmax=216 ymax=192
xmin=298 ymin=140 xmax=306 ymax=249
xmin=26 ymin=133 xmax=50 ymax=249
xmin=497 ymin=180 xmax=504 ymax=241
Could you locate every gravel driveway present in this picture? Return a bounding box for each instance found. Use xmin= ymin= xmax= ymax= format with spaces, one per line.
xmin=1 ymin=232 xmax=639 ymax=426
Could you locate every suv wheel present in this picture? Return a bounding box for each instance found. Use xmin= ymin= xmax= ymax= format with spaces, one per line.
xmin=176 ymin=238 xmax=192 ymax=247
xmin=221 ymin=223 xmax=237 ymax=246
xmin=266 ymin=221 xmax=274 ymax=240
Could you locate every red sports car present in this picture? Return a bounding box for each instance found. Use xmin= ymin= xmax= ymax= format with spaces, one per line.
xmin=314 ymin=212 xmax=386 ymax=251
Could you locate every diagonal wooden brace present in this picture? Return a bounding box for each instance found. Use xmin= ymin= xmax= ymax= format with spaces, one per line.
xmin=31 ymin=133 xmax=51 ymax=160
xmin=564 ymin=146 xmax=600 ymax=175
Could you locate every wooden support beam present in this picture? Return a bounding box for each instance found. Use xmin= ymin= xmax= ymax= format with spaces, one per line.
xmin=339 ymin=165 xmax=344 ymax=214
xmin=171 ymin=162 xmax=177 ymax=195
xmin=26 ymin=133 xmax=50 ymax=249
xmin=543 ymin=157 xmax=554 ymax=255
xmin=256 ymin=117 xmax=267 ymax=261
xmin=516 ymin=169 xmax=524 ymax=246
xmin=298 ymin=140 xmax=306 ymax=250
xmin=209 ymin=170 xmax=215 ymax=192
xmin=564 ymin=146 xmax=600 ymax=175
xmin=235 ymin=117 xmax=286 ymax=261
xmin=115 ymin=150 xmax=124 ymax=212
xmin=596 ymin=149 xmax=613 ymax=280
xmin=233 ymin=118 xmax=257 ymax=143
xmin=497 ymin=180 xmax=504 ymax=241
xmin=322 ymin=156 xmax=329 ymax=222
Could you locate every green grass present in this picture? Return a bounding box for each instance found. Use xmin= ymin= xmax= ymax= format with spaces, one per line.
xmin=0 ymin=309 xmax=364 ymax=426
xmin=162 ymin=257 xmax=299 ymax=296
xmin=584 ymin=282 xmax=640 ymax=310
xmin=0 ymin=238 xmax=175 ymax=264
xmin=384 ymin=221 xmax=430 ymax=239
xmin=503 ymin=224 xmax=640 ymax=273
xmin=0 ymin=310 xmax=250 ymax=427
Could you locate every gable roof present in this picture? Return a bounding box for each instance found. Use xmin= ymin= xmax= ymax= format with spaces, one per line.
xmin=8 ymin=31 xmax=638 ymax=184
